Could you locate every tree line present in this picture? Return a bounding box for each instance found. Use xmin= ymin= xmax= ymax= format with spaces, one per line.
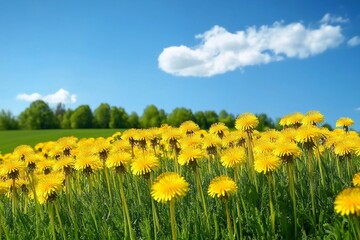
xmin=0 ymin=100 xmax=278 ymax=130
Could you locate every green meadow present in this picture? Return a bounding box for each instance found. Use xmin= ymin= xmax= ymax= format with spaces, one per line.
xmin=0 ymin=129 xmax=121 ymax=154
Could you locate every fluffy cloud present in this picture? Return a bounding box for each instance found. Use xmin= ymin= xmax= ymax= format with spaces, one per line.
xmin=348 ymin=36 xmax=360 ymax=47
xmin=320 ymin=13 xmax=349 ymax=24
xmin=16 ymin=89 xmax=77 ymax=104
xmin=158 ymin=15 xmax=345 ymax=77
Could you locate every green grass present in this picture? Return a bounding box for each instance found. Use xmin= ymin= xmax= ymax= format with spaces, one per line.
xmin=0 ymin=129 xmax=122 ymax=154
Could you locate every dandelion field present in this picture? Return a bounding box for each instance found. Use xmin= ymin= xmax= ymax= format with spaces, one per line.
xmin=0 ymin=111 xmax=360 ymax=239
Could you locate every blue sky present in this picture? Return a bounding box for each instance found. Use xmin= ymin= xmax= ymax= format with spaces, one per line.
xmin=0 ymin=1 xmax=359 ymax=129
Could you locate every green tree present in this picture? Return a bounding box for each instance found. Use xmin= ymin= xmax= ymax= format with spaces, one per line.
xmin=0 ymin=110 xmax=18 ymax=130
xmin=70 ymin=105 xmax=93 ymax=129
xmin=204 ymin=111 xmax=218 ymax=128
xmin=94 ymin=103 xmax=111 ymax=128
xmin=159 ymin=109 xmax=168 ymax=125
xmin=256 ymin=113 xmax=275 ymax=131
xmin=109 ymin=107 xmax=129 ymax=128
xmin=128 ymin=112 xmax=140 ymax=128
xmin=167 ymin=107 xmax=194 ymax=127
xmin=194 ymin=111 xmax=207 ymax=129
xmin=139 ymin=105 xmax=162 ymax=128
xmin=18 ymin=100 xmax=59 ymax=129
xmin=218 ymin=110 xmax=235 ymax=128
xmin=61 ymin=109 xmax=73 ymax=129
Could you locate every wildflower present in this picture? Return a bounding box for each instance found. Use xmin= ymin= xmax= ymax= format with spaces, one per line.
xmin=36 ymin=173 xmax=64 ymax=204
xmin=0 ymin=158 xmax=25 ymax=179
xmin=336 ymin=117 xmax=354 ymax=132
xmin=209 ymin=122 xmax=229 ymax=139
xmin=202 ymin=134 xmax=221 ymax=155
xmin=178 ymin=148 xmax=204 ymax=169
xmin=106 ymin=150 xmax=132 ymax=173
xmin=151 ymin=172 xmax=189 ymax=203
xmin=208 ymin=176 xmax=237 ymax=199
xmin=302 ymin=110 xmax=324 ymax=126
xmin=273 ymin=140 xmax=302 ymax=163
xmin=179 ymin=120 xmax=200 ymax=135
xmin=334 ymin=188 xmax=360 ymax=216
xmin=74 ymin=148 xmax=103 ymax=175
xmin=279 ymin=112 xmax=304 ymax=128
xmin=254 ymin=153 xmax=281 ymax=174
xmin=131 ymin=151 xmax=159 ymax=177
xmin=13 ymin=145 xmax=34 ymax=161
xmin=295 ymin=125 xmax=321 ymax=149
xmin=334 ymin=139 xmax=356 ymax=158
xmin=235 ymin=113 xmax=259 ymax=132
xmin=353 ymin=173 xmax=360 ymax=187
xmin=53 ymin=156 xmax=75 ymax=175
xmin=220 ymin=148 xmax=246 ymax=168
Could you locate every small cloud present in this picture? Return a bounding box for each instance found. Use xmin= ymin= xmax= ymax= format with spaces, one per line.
xmin=16 ymin=88 xmax=77 ymax=105
xmin=16 ymin=93 xmax=42 ymax=102
xmin=320 ymin=13 xmax=349 ymax=24
xmin=348 ymin=36 xmax=360 ymax=47
xmin=356 ymin=107 xmax=360 ymax=111
xmin=159 ymin=16 xmax=345 ymax=77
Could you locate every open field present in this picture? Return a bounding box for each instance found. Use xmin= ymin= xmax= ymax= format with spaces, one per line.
xmin=0 ymin=115 xmax=360 ymax=239
xmin=0 ymin=129 xmax=122 ymax=154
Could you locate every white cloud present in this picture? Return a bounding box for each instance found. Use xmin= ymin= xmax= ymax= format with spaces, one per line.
xmin=159 ymin=17 xmax=345 ymax=77
xmin=348 ymin=36 xmax=360 ymax=47
xmin=16 ymin=88 xmax=77 ymax=105
xmin=356 ymin=107 xmax=360 ymax=111
xmin=320 ymin=13 xmax=349 ymax=24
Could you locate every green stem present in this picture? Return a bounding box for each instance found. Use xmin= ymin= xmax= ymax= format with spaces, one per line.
xmin=286 ymin=162 xmax=297 ymax=237
xmin=148 ymin=179 xmax=159 ymax=239
xmin=308 ymin=152 xmax=316 ymax=219
xmin=11 ymin=178 xmax=17 ymax=217
xmin=267 ymin=173 xmax=275 ymax=235
xmin=195 ymin=167 xmax=208 ymax=221
xmin=170 ymin=199 xmax=176 ymax=240
xmin=49 ymin=203 xmax=56 ymax=240
xmin=104 ymin=166 xmax=113 ymax=202
xmin=225 ymin=199 xmax=233 ymax=238
xmin=55 ymin=201 xmax=66 ymax=240
xmin=119 ymin=174 xmax=135 ymax=240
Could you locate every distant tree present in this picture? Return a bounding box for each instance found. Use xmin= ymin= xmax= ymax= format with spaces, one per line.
xmin=218 ymin=110 xmax=235 ymax=128
xmin=158 ymin=109 xmax=168 ymax=125
xmin=194 ymin=111 xmax=208 ymax=129
xmin=167 ymin=107 xmax=194 ymax=127
xmin=0 ymin=110 xmax=18 ymax=130
xmin=139 ymin=105 xmax=162 ymax=128
xmin=204 ymin=111 xmax=218 ymax=128
xmin=18 ymin=100 xmax=58 ymax=129
xmin=94 ymin=103 xmax=111 ymax=128
xmin=54 ymin=103 xmax=66 ymax=127
xmin=70 ymin=105 xmax=93 ymax=129
xmin=109 ymin=107 xmax=129 ymax=129
xmin=256 ymin=113 xmax=275 ymax=131
xmin=128 ymin=112 xmax=140 ymax=128
xmin=61 ymin=109 xmax=73 ymax=129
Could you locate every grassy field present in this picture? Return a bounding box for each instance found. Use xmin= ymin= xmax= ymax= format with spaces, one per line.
xmin=0 ymin=129 xmax=121 ymax=154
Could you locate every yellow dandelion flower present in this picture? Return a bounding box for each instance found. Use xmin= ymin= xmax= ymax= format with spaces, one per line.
xmin=235 ymin=113 xmax=259 ymax=132
xmin=0 ymin=158 xmax=25 ymax=179
xmin=179 ymin=120 xmax=200 ymax=135
xmin=53 ymin=156 xmax=75 ymax=174
xmin=180 ymin=134 xmax=203 ymax=149
xmin=280 ymin=128 xmax=297 ymax=142
xmin=254 ymin=153 xmax=281 ymax=174
xmin=220 ymin=148 xmax=246 ymax=168
xmin=36 ymin=173 xmax=64 ymax=204
xmin=253 ymin=140 xmax=275 ymax=154
xmin=74 ymin=149 xmax=103 ymax=174
xmin=131 ymin=152 xmax=159 ymax=176
xmin=13 ymin=145 xmax=34 ymax=161
xmin=353 ymin=173 xmax=360 ymax=187
xmin=208 ymin=176 xmax=237 ymax=199
xmin=202 ymin=134 xmax=221 ymax=155
xmin=222 ymin=130 xmax=246 ymax=148
xmin=260 ymin=129 xmax=279 ymax=142
xmin=178 ymin=148 xmax=204 ymax=166
xmin=295 ymin=125 xmax=322 ymax=148
xmin=334 ymin=139 xmax=356 ymax=157
xmin=151 ymin=172 xmax=189 ymax=203
xmin=336 ymin=117 xmax=354 ymax=128
xmin=106 ymin=151 xmax=132 ymax=172
xmin=302 ymin=110 xmax=324 ymax=126
xmin=273 ymin=140 xmax=302 ymax=162
xmin=334 ymin=188 xmax=360 ymax=216
xmin=56 ymin=136 xmax=78 ymax=156
xmin=209 ymin=122 xmax=229 ymax=139
xmin=37 ymin=158 xmax=55 ymax=175
xmin=279 ymin=112 xmax=304 ymax=127
xmin=112 ymin=139 xmax=132 ymax=152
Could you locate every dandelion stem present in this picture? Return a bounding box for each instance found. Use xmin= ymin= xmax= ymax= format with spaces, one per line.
xmin=267 ymin=173 xmax=275 ymax=235
xmin=48 ymin=203 xmax=56 ymax=240
xmin=170 ymin=199 xmax=177 ymax=240
xmin=54 ymin=201 xmax=66 ymax=240
xmin=225 ymin=198 xmax=233 ymax=238
xmin=286 ymin=162 xmax=297 ymax=237
xmin=119 ymin=174 xmax=135 ymax=240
